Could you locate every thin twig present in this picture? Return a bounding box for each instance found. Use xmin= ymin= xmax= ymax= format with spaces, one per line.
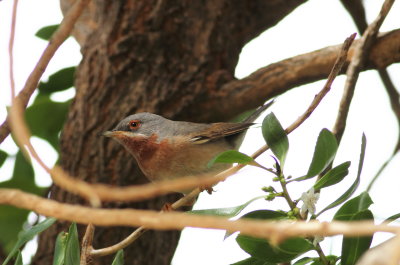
xmin=378 ymin=69 xmax=400 ymax=152
xmin=314 ymin=243 xmax=329 ymax=265
xmin=333 ymin=0 xmax=395 ymax=142
xmin=366 ymin=151 xmax=397 ymax=192
xmin=0 ymin=0 xmax=90 ymax=144
xmin=8 ymin=0 xmax=19 ymax=100
xmin=88 ymin=33 xmax=356 ymax=257
xmin=342 ymin=0 xmax=400 ymax=192
xmin=80 ymin=224 xmax=95 ymax=264
xmin=1 ymin=188 xmax=399 ymax=239
xmin=91 ymin=227 xmax=146 ymax=257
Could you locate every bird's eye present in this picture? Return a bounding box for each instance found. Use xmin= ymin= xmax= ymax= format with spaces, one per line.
xmin=128 ymin=120 xmax=141 ymax=130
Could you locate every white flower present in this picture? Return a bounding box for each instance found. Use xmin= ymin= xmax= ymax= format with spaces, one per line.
xmin=300 ymin=188 xmax=320 ymax=216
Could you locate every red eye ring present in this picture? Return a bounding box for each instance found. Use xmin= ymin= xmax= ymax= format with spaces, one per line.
xmin=129 ymin=120 xmax=141 ymax=130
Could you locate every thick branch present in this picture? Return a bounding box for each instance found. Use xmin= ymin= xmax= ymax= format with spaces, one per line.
xmin=199 ymin=29 xmax=400 ymax=122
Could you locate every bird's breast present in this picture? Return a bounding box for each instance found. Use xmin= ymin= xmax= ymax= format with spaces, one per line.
xmin=118 ymin=134 xmax=231 ymax=182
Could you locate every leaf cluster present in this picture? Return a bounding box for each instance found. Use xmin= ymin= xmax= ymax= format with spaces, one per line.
xmin=202 ymin=112 xmax=389 ymax=265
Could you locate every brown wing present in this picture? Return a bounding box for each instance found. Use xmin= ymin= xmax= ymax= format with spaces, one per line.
xmin=189 ymin=122 xmax=254 ymax=144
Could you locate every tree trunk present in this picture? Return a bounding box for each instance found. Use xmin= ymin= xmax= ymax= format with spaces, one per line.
xmin=33 ymin=0 xmax=306 ymax=264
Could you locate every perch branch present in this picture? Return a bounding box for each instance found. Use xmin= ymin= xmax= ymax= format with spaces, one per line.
xmin=1 ymin=188 xmax=399 ymax=240
xmin=0 ymin=0 xmax=90 ymax=144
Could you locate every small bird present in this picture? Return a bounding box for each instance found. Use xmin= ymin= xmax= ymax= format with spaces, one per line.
xmin=103 ymin=101 xmax=273 ymax=193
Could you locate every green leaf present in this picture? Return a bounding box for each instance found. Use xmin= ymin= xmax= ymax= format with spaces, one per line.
xmin=111 ymin=250 xmax=124 ymax=265
xmin=309 ymin=261 xmax=324 ymax=265
xmin=341 ymin=210 xmax=374 ymax=265
xmin=231 ymin=257 xmax=274 ymax=265
xmin=0 ymin=149 xmax=7 ymax=167
xmin=316 ymin=134 xmax=366 ymax=217
xmin=65 ymin=223 xmax=80 ymax=265
xmin=240 ymin=210 xmax=287 ymax=220
xmin=300 ymin=129 xmax=338 ymax=181
xmin=313 ymin=162 xmax=350 ymax=190
xmin=293 ymin=257 xmax=314 ymax=265
xmin=25 ymin=98 xmax=70 ymax=150
xmin=3 ymin=218 xmax=56 ymax=265
xmin=13 ymin=251 xmax=22 ymax=265
xmin=52 ymin=232 xmax=68 ymax=265
xmin=292 ymin=130 xmax=338 ymax=182
xmin=236 ymin=236 xmax=313 ymax=263
xmin=35 ymin=24 xmax=59 ymax=40
xmin=226 ymin=210 xmax=288 ymax=241
xmin=262 ymin=112 xmax=289 ymax=167
xmin=0 ymin=152 xmax=45 ymax=254
xmin=38 ymin=67 xmax=76 ymax=94
xmin=384 ymin=212 xmax=400 ymax=223
xmin=208 ymin=150 xmax=254 ymax=168
xmin=333 ymin=192 xmax=373 ymax=221
xmin=190 ymin=196 xmax=265 ymax=218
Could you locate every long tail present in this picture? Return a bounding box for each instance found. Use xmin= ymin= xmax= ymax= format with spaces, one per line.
xmin=243 ymin=100 xmax=274 ymax=123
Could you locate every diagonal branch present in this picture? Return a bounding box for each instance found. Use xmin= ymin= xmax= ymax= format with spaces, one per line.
xmin=333 ymin=0 xmax=396 ymax=142
xmin=342 ymin=0 xmax=400 ymax=192
xmin=0 ymin=0 xmax=90 ymax=145
xmin=341 ymin=0 xmax=400 ymax=151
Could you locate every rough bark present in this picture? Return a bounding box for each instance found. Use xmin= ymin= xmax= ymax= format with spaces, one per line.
xmin=34 ymin=0 xmax=307 ymax=264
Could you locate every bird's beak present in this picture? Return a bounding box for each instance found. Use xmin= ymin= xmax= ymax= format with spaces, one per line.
xmin=102 ymin=130 xmax=118 ymax=138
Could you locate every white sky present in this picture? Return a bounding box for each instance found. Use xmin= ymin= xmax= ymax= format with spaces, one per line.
xmin=0 ymin=0 xmax=399 ymax=264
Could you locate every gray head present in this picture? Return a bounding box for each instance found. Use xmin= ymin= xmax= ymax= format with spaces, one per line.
xmin=104 ymin=113 xmax=169 ymax=138
xmin=103 ymin=112 xmax=211 ymax=141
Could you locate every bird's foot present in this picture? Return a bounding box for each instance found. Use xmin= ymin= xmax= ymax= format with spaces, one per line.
xmin=199 ymin=185 xmax=214 ymax=194
xmin=162 ymin=203 xmax=174 ymax=212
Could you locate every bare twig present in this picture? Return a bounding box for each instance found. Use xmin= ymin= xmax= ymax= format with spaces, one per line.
xmin=80 ymin=224 xmax=95 ymax=264
xmin=254 ymin=33 xmax=356 ymax=158
xmin=378 ymin=68 xmax=400 ymax=154
xmin=8 ymin=0 xmax=19 ymax=100
xmin=91 ymin=227 xmax=146 ymax=257
xmin=366 ymin=152 xmax=397 ymax=192
xmin=0 ymin=0 xmax=90 ymax=144
xmin=333 ymin=0 xmax=396 ymax=142
xmin=342 ymin=0 xmax=400 ymax=191
xmin=1 ymin=188 xmax=399 ymax=240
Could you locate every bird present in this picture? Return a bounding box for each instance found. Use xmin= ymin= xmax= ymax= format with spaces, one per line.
xmin=103 ymin=101 xmax=273 ymax=194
